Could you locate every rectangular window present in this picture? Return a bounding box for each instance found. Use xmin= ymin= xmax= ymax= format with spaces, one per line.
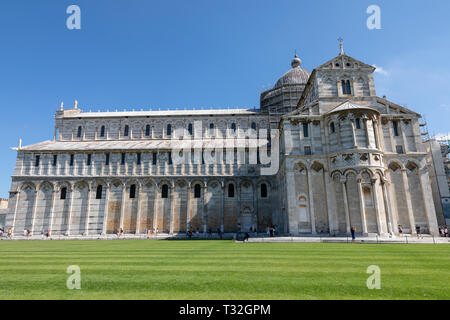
xmin=70 ymin=154 xmax=74 ymax=166
xmin=168 ymin=152 xmax=172 ymax=165
xmin=129 ymin=185 xmax=136 ymax=199
xmin=396 ymin=145 xmax=404 ymax=154
xmin=105 ymin=153 xmax=110 ymax=166
xmin=35 ymin=155 xmax=40 ymax=167
xmin=303 ymin=123 xmax=309 ymax=138
xmin=87 ymin=154 xmax=92 ymax=166
xmin=121 ymin=153 xmax=126 ymax=165
xmin=304 ymin=146 xmax=312 ymax=155
xmin=137 ymin=153 xmax=141 ymax=165
xmin=53 ymin=155 xmax=58 ymax=166
xmin=152 ymin=153 xmax=157 ymax=165
xmin=393 ymin=121 xmax=399 ymax=136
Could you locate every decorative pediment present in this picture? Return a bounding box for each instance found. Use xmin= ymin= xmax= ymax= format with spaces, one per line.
xmin=316 ymin=54 xmax=376 ymax=72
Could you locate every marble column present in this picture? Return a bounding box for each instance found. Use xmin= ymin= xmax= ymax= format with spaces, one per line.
xmin=340 ymin=177 xmax=351 ymax=235
xmin=286 ymin=170 xmax=298 ymax=234
xmin=381 ymin=179 xmax=395 ymax=235
xmin=401 ymin=169 xmax=416 ymax=234
xmin=11 ymin=191 xmax=21 ymax=235
xmin=307 ymin=169 xmax=316 ymax=234
xmin=202 ymin=184 xmax=207 ymax=233
xmin=221 ymin=182 xmax=225 ymax=232
xmin=84 ymin=186 xmax=92 ymax=236
xmin=186 ymin=184 xmax=191 ymax=232
xmin=101 ymin=185 xmax=110 ymax=235
xmin=418 ymin=169 xmax=440 ymax=236
xmin=66 ymin=186 xmax=75 ymax=236
xmin=324 ymin=171 xmax=338 ymax=235
xmin=371 ymin=178 xmax=383 ymax=235
xmin=135 ymin=186 xmax=142 ymax=234
xmin=48 ymin=190 xmax=57 ymax=235
xmin=119 ymin=184 xmax=127 ymax=230
xmin=169 ymin=184 xmax=175 ymax=234
xmin=356 ymin=177 xmax=368 ymax=235
xmin=152 ymin=186 xmax=158 ymax=232
xmin=30 ymin=190 xmax=39 ymax=235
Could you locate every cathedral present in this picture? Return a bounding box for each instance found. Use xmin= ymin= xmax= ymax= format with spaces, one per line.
xmin=5 ymin=46 xmax=446 ymax=237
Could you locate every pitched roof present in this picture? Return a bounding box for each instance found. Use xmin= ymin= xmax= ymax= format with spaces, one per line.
xmin=18 ymin=138 xmax=268 ymax=152
xmin=60 ymin=108 xmax=260 ymax=119
xmin=326 ymin=100 xmax=379 ymax=115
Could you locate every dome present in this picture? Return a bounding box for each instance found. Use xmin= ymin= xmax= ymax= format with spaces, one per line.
xmin=274 ymin=54 xmax=310 ymax=88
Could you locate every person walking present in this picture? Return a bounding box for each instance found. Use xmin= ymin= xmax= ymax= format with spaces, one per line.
xmin=444 ymin=226 xmax=448 ymax=238
xmin=350 ymin=226 xmax=356 ymax=243
xmin=243 ymin=232 xmax=250 ymax=242
xmin=415 ymin=225 xmax=421 ymax=239
xmin=7 ymin=228 xmax=12 ymax=239
xmin=398 ymin=225 xmax=403 ymax=237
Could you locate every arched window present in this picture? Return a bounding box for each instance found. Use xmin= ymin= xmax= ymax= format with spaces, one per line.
xmin=194 ymin=184 xmax=201 ymax=198
xmin=145 ymin=125 xmax=151 ymax=137
xmin=96 ymin=185 xmax=103 ymax=199
xmin=330 ymin=122 xmax=335 ymax=133
xmin=129 ymin=184 xmax=136 ymax=199
xmin=251 ymin=122 xmax=257 ymax=130
xmin=209 ymin=123 xmax=215 ymax=136
xmin=77 ymin=126 xmax=82 ymax=138
xmin=355 ymin=118 xmax=361 ymax=130
xmin=161 ymin=184 xmax=169 ymax=198
xmin=231 ymin=123 xmax=236 ymax=134
xmin=228 ymin=184 xmax=235 ymax=198
xmin=60 ymin=187 xmax=67 ymax=200
xmin=188 ymin=123 xmax=193 ymax=136
xmin=124 ymin=125 xmax=129 ymax=137
xmin=100 ymin=125 xmax=105 ymax=137
xmin=167 ymin=124 xmax=172 ymax=136
xmin=261 ymin=183 xmax=268 ymax=198
xmin=342 ymin=80 xmax=352 ymax=95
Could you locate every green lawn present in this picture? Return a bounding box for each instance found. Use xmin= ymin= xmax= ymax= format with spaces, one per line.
xmin=0 ymin=240 xmax=448 ymax=300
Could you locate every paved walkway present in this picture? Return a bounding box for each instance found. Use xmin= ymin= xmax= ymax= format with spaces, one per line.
xmin=1 ymin=233 xmax=449 ymax=244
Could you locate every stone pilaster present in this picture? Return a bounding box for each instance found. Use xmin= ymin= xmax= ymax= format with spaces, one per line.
xmin=340 ymin=176 xmax=351 ymax=235
xmin=401 ymin=169 xmax=416 ymax=234
xmin=101 ymin=185 xmax=110 ymax=235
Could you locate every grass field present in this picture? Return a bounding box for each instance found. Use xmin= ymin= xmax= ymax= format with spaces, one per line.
xmin=0 ymin=240 xmax=449 ymax=300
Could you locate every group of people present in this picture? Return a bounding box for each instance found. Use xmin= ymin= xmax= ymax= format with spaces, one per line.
xmin=439 ymin=226 xmax=449 ymax=237
xmin=0 ymin=228 xmax=13 ymax=239
xmin=266 ymin=225 xmax=277 ymax=237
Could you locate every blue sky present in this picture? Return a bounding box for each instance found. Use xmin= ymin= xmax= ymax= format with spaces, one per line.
xmin=0 ymin=0 xmax=449 ymax=197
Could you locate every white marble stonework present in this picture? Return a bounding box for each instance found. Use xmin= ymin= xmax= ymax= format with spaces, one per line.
xmin=5 ymin=50 xmax=445 ymax=237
